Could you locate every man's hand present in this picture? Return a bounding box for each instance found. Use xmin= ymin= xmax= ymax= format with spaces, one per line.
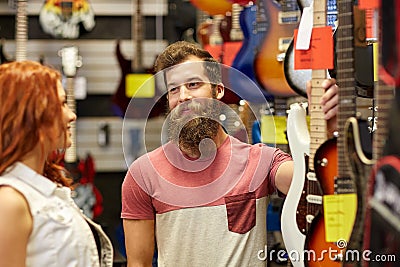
xmin=306 ymin=78 xmax=338 ymax=136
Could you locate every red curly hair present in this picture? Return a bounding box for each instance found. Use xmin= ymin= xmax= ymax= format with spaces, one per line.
xmin=0 ymin=61 xmax=72 ymax=187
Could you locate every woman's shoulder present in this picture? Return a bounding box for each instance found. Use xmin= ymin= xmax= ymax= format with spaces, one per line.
xmin=0 ymin=185 xmax=32 ymax=225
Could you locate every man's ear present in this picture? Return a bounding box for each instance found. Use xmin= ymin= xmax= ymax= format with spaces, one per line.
xmin=215 ymin=83 xmax=225 ymax=100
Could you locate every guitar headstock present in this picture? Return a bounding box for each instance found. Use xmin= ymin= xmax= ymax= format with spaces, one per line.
xmin=59 ymin=45 xmax=82 ymax=77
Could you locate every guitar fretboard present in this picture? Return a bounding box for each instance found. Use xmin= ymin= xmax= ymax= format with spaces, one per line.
xmin=229 ymin=3 xmax=243 ymax=41
xmin=64 ymin=77 xmax=77 ymax=163
xmin=132 ymin=0 xmax=143 ymax=71
xmin=15 ymin=0 xmax=28 ymax=62
xmin=308 ymin=0 xmax=328 ymax=171
xmin=336 ymin=0 xmax=356 ymax=180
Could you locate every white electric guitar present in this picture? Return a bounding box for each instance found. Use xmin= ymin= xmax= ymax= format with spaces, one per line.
xmin=281 ymin=1 xmax=329 ymax=266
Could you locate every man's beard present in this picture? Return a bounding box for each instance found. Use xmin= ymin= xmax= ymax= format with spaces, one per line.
xmin=168 ymin=99 xmax=220 ymax=157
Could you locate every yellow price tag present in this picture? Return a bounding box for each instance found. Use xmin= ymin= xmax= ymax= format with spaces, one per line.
xmin=125 ymin=73 xmax=155 ymax=98
xmin=261 ymin=115 xmax=288 ymax=144
xmin=323 ymin=193 xmax=357 ymax=242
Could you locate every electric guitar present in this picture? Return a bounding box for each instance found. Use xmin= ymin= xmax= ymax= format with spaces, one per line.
xmin=60 ymin=45 xmax=82 ymax=181
xmin=324 ymin=0 xmax=361 ymax=264
xmin=229 ymin=0 xmax=274 ymax=103
xmin=60 ymin=46 xmax=103 ymax=219
xmin=112 ymin=0 xmax=166 ymax=119
xmin=281 ymin=2 xmax=332 ymax=265
xmin=302 ymin=1 xmax=350 ymax=266
xmin=254 ymin=0 xmax=301 ymax=97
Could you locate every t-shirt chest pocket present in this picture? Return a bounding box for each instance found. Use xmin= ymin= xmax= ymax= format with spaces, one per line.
xmin=224 ymin=191 xmax=256 ymax=234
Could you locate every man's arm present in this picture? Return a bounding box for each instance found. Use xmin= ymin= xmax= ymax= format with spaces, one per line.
xmin=123 ymin=219 xmax=155 ymax=267
xmin=274 ymin=161 xmax=294 ymax=195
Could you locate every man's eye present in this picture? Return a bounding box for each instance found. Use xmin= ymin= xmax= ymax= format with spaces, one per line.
xmin=187 ymin=82 xmax=202 ymax=89
xmin=168 ymin=87 xmax=178 ymax=94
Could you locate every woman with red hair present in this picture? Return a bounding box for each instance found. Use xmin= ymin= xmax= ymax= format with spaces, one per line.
xmin=0 ymin=61 xmax=113 ymax=266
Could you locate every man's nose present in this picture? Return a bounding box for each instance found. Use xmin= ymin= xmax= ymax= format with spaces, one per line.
xmin=178 ymin=85 xmax=192 ymax=102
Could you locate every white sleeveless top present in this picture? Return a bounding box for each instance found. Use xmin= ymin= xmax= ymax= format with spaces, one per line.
xmin=0 ymin=162 xmax=113 ymax=267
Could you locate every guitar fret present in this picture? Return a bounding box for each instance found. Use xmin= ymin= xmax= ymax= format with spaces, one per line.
xmin=64 ymin=77 xmax=77 ymax=163
xmin=15 ymin=0 xmax=28 ymax=62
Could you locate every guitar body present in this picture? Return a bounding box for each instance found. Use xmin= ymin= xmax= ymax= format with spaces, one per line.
xmin=283 ymin=40 xmax=311 ymax=97
xmin=343 ymin=117 xmax=373 ymax=266
xmin=190 ymin=0 xmax=232 ymax=16
xmin=305 ymin=137 xmax=340 ymax=267
xmin=254 ymin=0 xmax=300 ymax=97
xmin=281 ymin=103 xmax=310 ymax=267
xmin=112 ymin=40 xmax=132 ymax=118
xmin=229 ymin=3 xmax=273 ymax=103
xmin=231 ymin=5 xmax=257 ymax=82
xmin=197 ymin=19 xmax=214 ymax=47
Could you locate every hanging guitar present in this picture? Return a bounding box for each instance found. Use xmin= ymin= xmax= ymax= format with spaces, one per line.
xmin=253 ymin=0 xmax=301 ymax=97
xmin=281 ymin=2 xmax=332 ymax=265
xmin=362 ymin=0 xmax=400 ymax=264
xmin=228 ymin=0 xmax=274 ymax=103
xmin=60 ymin=45 xmax=103 ymax=219
xmin=112 ymin=0 xmax=166 ymax=119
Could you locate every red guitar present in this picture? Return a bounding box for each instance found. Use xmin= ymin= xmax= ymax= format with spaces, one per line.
xmin=254 ymin=0 xmax=301 ymax=97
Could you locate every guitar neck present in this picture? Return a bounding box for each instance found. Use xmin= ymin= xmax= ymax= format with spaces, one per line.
xmin=15 ymin=0 xmax=28 ymax=62
xmin=132 ymin=0 xmax=143 ymax=71
xmin=209 ymin=15 xmax=224 ymax=45
xmin=373 ymin=81 xmax=394 ymax=160
xmin=336 ymin=0 xmax=356 ymax=178
xmin=309 ymin=0 xmax=328 ymax=171
xmin=229 ymin=3 xmax=243 ymax=41
xmin=64 ymin=77 xmax=77 ymax=163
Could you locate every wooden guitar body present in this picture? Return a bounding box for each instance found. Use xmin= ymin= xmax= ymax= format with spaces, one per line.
xmin=306 ymin=137 xmax=340 ymax=267
xmin=190 ymin=0 xmax=232 ymax=16
xmin=254 ymin=0 xmax=300 ymax=97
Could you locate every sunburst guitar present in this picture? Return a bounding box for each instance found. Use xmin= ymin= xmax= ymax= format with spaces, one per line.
xmin=254 ymin=0 xmax=301 ymax=97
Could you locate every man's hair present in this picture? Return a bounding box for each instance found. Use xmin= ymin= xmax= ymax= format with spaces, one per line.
xmin=154 ymin=41 xmax=222 ymax=85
